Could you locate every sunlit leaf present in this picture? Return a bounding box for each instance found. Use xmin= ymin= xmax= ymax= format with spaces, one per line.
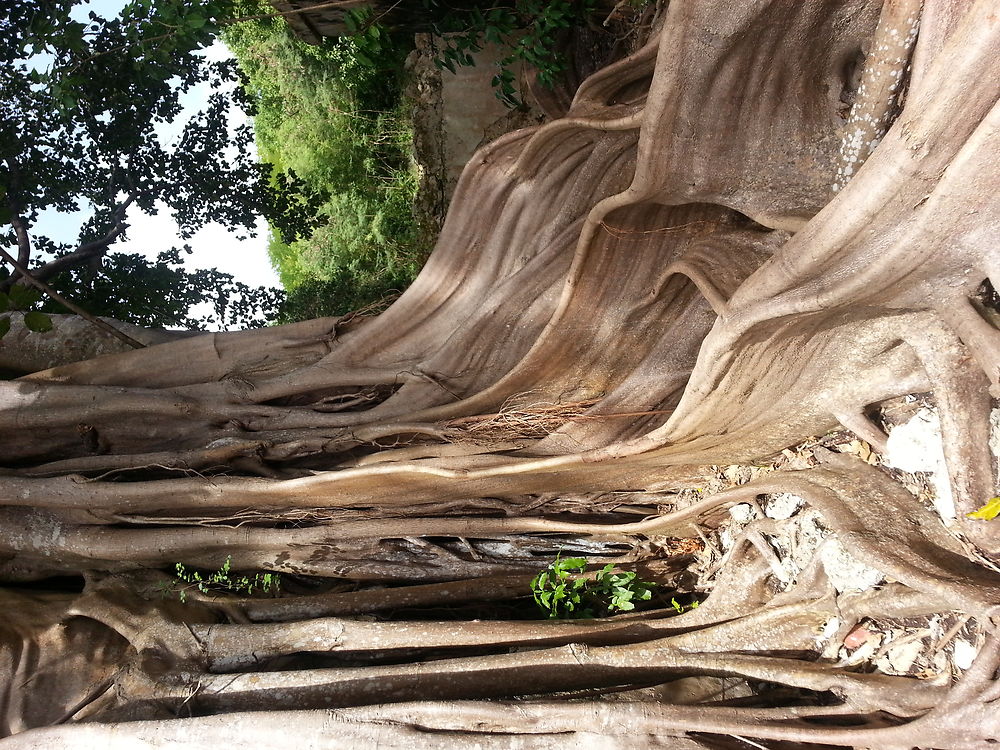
xmin=968 ymin=497 xmax=1000 ymax=521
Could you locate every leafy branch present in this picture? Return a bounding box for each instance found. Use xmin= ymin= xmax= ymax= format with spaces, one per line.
xmin=159 ymin=556 xmax=281 ymax=603
xmin=0 ymin=245 xmax=145 ymax=347
xmin=56 ymin=0 xmax=366 ymax=76
xmin=343 ymin=0 xmax=600 ymax=107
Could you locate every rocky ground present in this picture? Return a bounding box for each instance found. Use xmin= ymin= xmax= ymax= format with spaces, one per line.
xmin=680 ymin=395 xmax=1000 ymax=689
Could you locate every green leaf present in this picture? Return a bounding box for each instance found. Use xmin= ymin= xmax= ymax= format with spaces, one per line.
xmin=23 ymin=311 xmax=53 ymax=333
xmin=968 ymin=497 xmax=1000 ymax=520
xmin=555 ymin=557 xmax=586 ymax=572
xmin=0 ymin=316 xmax=9 ymax=339
xmin=0 ymin=293 xmax=8 ymax=313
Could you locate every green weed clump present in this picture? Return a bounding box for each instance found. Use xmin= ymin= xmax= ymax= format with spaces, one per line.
xmin=531 ymin=555 xmax=657 ymax=619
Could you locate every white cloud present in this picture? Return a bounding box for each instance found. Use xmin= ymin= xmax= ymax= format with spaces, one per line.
xmin=118 ymin=206 xmax=278 ymax=290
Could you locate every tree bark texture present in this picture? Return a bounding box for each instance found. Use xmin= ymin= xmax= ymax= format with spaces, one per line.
xmin=2 ymin=0 xmax=999 ymax=747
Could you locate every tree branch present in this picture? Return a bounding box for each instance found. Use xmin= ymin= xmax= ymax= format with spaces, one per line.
xmin=11 ymin=214 xmax=31 ymax=269
xmin=2 ymin=157 xmax=31 ymax=288
xmin=66 ymin=1 xmax=370 ymax=73
xmin=16 ymin=191 xmax=136 ymax=288
xmin=0 ymin=246 xmax=145 ymax=349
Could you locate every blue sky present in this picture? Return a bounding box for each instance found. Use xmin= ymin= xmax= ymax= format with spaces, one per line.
xmin=34 ymin=0 xmax=280 ymax=319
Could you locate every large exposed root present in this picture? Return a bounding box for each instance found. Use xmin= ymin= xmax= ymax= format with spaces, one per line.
xmin=1 ymin=0 xmax=998 ymax=746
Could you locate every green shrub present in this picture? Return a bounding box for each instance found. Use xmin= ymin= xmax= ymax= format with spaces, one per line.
xmin=225 ymin=2 xmax=425 ymax=320
xmin=530 ymin=555 xmax=658 ymax=619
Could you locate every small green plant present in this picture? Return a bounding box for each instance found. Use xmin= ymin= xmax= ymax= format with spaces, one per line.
xmin=160 ymin=556 xmax=280 ymax=603
xmin=670 ymin=596 xmax=699 ymax=614
xmin=530 ymin=555 xmax=657 ymax=619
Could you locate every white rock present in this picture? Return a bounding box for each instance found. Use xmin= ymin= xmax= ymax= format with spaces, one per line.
xmin=765 ymin=493 xmax=804 ymax=520
xmin=990 ymin=407 xmax=1000 ymax=494
xmin=952 ymin=639 xmax=979 ymax=670
xmin=728 ymin=503 xmax=755 ymax=522
xmin=884 ymin=408 xmax=955 ymax=519
xmin=820 ymin=537 xmax=885 ymax=592
xmin=885 ymin=638 xmax=923 ymax=674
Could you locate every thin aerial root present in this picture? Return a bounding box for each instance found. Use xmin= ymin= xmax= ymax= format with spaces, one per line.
xmin=18 ymin=440 xmax=270 ymax=478
xmin=571 ymin=32 xmax=660 ymax=108
xmin=658 ymin=258 xmax=731 ymax=315
xmin=833 ymin=409 xmax=889 ymax=453
xmin=938 ymin=295 xmax=1000 ymax=397
xmin=833 ymin=0 xmax=921 ymax=192
xmin=516 ymin=108 xmax=645 ymax=175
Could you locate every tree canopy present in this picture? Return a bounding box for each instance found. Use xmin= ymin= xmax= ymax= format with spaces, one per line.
xmin=1 ymin=0 xmax=999 ymax=748
xmin=0 ymin=0 xmax=318 ymax=331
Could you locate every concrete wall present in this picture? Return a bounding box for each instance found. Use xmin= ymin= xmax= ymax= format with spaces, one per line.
xmin=405 ymin=34 xmax=546 ymax=233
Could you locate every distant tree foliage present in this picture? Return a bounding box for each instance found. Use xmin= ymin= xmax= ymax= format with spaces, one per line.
xmin=223 ymin=1 xmax=426 ymax=322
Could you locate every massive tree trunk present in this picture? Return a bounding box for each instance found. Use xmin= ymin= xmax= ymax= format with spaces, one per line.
xmin=3 ymin=0 xmax=999 ymax=747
